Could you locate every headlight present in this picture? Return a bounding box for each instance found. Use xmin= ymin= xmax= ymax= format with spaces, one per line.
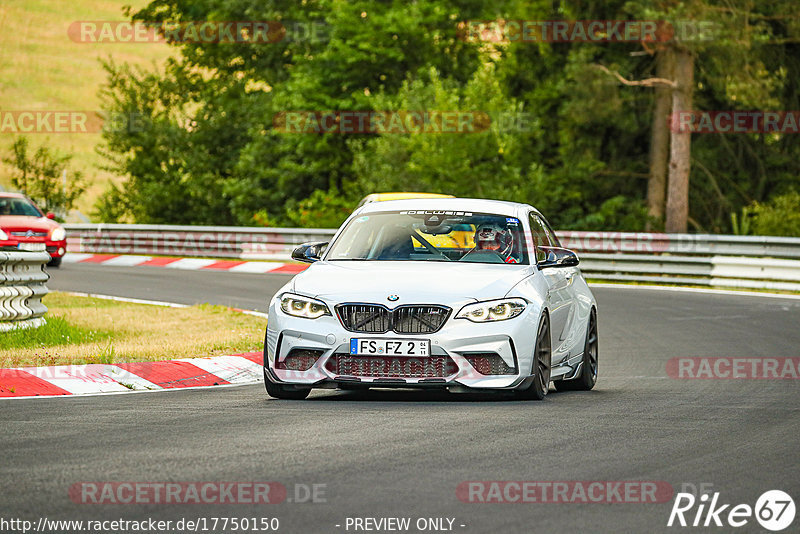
xmin=455 ymin=298 xmax=527 ymax=323
xmin=279 ymin=293 xmax=331 ymax=319
xmin=50 ymin=227 xmax=66 ymax=241
xmin=0 ymin=229 xmax=7 ymax=240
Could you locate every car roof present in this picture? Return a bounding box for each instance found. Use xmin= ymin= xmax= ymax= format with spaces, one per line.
xmin=363 ymin=192 xmax=455 ymax=202
xmin=0 ymin=192 xmax=27 ymax=199
xmin=356 ymin=197 xmax=539 ymax=218
xmin=358 ymin=192 xmax=456 ymax=208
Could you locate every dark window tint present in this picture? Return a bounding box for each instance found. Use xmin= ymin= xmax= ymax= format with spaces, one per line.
xmin=529 ymin=213 xmax=551 ymax=262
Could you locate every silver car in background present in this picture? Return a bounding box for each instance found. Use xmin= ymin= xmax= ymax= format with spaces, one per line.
xmin=263 ymin=198 xmax=598 ymax=400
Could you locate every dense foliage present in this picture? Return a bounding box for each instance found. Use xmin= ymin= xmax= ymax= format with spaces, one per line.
xmin=3 ymin=137 xmax=87 ymax=219
xmin=96 ymin=0 xmax=800 ymax=234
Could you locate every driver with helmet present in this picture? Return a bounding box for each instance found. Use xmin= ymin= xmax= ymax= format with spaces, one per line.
xmin=463 ymin=222 xmax=519 ymax=263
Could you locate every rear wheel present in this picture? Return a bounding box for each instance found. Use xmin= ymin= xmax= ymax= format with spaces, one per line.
xmin=263 ymin=367 xmax=311 ymax=400
xmin=555 ymin=308 xmax=598 ymax=391
xmin=515 ymin=313 xmax=551 ymax=400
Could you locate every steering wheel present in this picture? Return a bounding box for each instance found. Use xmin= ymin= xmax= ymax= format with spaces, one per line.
xmin=459 ymin=249 xmax=505 ymax=263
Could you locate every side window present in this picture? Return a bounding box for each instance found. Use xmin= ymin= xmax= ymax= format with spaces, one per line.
xmin=528 ymin=213 xmax=551 ymax=263
xmin=539 ymin=216 xmax=561 ymax=247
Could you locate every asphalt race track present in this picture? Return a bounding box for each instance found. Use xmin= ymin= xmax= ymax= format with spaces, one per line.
xmin=45 ymin=263 xmax=289 ymax=312
xmin=2 ymin=263 xmax=799 ymax=533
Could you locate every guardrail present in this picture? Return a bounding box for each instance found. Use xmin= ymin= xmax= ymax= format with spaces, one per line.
xmin=0 ymin=250 xmax=50 ymax=331
xmin=556 ymin=231 xmax=800 ymax=291
xmin=65 ymin=224 xmax=337 ymax=261
xmin=65 ymin=224 xmax=800 ymax=291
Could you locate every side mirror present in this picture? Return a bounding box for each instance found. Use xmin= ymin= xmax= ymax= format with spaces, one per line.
xmin=291 ymin=241 xmax=328 ymax=263
xmin=46 ymin=212 xmax=56 ymax=220
xmin=538 ymin=246 xmax=579 ymax=269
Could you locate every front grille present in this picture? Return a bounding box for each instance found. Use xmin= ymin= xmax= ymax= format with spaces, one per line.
xmin=336 ymin=304 xmax=451 ymax=334
xmin=393 ymin=306 xmax=449 ymax=333
xmin=337 ymin=305 xmax=390 ymax=333
xmin=326 ymin=354 xmax=458 ymax=378
xmin=463 ymin=353 xmax=517 ymax=375
xmin=10 ymin=231 xmax=47 ymax=237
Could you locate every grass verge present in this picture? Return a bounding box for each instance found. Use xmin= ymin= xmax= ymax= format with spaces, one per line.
xmin=0 ymin=291 xmax=265 ymax=368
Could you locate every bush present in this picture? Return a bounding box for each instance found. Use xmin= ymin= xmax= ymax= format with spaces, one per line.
xmin=3 ymin=137 xmax=87 ymax=218
xmin=284 ymin=189 xmax=357 ymax=229
xmin=746 ymin=191 xmax=800 ymax=237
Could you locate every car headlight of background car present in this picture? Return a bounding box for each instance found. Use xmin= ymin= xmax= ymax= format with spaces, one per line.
xmin=456 ymin=298 xmax=527 ymax=322
xmin=50 ymin=227 xmax=66 ymax=241
xmin=0 ymin=229 xmax=8 ymax=240
xmin=279 ymin=293 xmax=332 ymax=319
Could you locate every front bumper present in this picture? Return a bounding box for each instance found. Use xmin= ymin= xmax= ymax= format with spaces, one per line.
xmin=265 ymin=301 xmax=540 ymax=390
xmin=0 ymin=239 xmax=66 ymax=258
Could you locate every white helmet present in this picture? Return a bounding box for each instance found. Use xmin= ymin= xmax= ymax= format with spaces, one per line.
xmin=474 ymin=223 xmax=513 ymax=259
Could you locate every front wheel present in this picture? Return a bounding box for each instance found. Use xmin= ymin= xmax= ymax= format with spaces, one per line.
xmin=515 ymin=313 xmax=551 ymax=400
xmin=263 ymin=368 xmax=311 ymax=400
xmin=555 ymin=307 xmax=598 ymax=391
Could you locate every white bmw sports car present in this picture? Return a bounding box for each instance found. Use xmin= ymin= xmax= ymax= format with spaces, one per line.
xmin=263 ymin=198 xmax=598 ymax=400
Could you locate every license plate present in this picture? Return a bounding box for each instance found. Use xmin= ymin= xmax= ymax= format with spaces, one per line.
xmin=17 ymin=242 xmax=45 ymax=252
xmin=350 ymin=338 xmax=430 ymax=356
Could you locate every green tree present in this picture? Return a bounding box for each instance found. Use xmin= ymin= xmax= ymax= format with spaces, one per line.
xmin=3 ymin=137 xmax=87 ymax=218
xmin=605 ymin=0 xmax=800 ymax=232
xmin=98 ymin=0 xmax=487 ymax=225
xmin=498 ymin=0 xmax=800 ymax=232
xmin=349 ymin=64 xmax=531 ymax=202
xmin=96 ymin=0 xmax=800 ymax=234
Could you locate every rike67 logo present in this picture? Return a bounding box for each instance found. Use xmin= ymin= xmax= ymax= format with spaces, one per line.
xmin=668 ymin=490 xmax=795 ymax=531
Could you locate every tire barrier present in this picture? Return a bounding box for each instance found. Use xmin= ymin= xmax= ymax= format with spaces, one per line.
xmin=0 ymin=250 xmax=50 ymax=331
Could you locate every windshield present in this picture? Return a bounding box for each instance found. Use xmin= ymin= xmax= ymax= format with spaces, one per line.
xmin=326 ymin=211 xmax=529 ymax=265
xmin=0 ymin=197 xmax=43 ymax=217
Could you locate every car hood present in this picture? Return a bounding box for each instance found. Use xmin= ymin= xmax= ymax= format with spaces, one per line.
xmin=0 ymin=216 xmax=58 ymax=232
xmin=291 ymin=261 xmax=532 ymax=303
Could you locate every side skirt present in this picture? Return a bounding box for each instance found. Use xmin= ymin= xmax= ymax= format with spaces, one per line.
xmin=551 ymin=351 xmax=583 ymax=380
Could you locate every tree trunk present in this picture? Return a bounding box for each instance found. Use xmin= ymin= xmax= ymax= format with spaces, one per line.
xmin=646 ymin=47 xmax=675 ymax=231
xmin=665 ymin=47 xmax=694 ymax=233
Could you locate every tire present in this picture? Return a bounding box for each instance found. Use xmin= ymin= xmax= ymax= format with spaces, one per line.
xmin=555 ymin=307 xmax=598 ymax=392
xmin=515 ymin=313 xmax=551 ymax=400
xmin=47 ymin=257 xmax=62 ymax=268
xmin=263 ymin=367 xmax=311 ymax=400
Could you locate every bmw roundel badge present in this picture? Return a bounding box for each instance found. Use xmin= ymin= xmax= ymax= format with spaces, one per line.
xmin=387 ymin=294 xmax=399 ymax=302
